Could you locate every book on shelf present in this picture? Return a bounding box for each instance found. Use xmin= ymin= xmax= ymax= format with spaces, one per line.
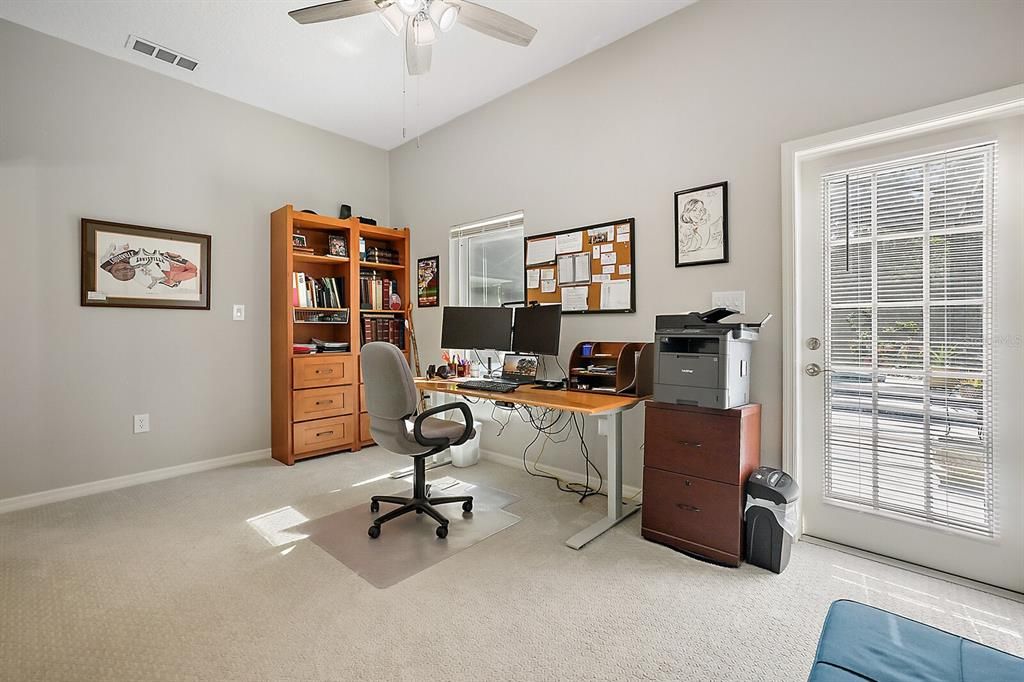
xmin=361 ymin=314 xmax=405 ymax=350
xmin=311 ymin=338 xmax=350 ymax=353
xmin=293 ymin=343 xmax=317 ymax=354
xmin=293 ymin=272 xmax=345 ymax=309
xmin=359 ymin=272 xmax=399 ymax=311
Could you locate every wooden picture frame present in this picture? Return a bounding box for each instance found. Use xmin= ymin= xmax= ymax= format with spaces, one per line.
xmin=417 ymin=256 xmax=440 ymax=307
xmin=81 ymin=218 xmax=211 ymax=310
xmin=675 ymin=181 xmax=728 ymax=267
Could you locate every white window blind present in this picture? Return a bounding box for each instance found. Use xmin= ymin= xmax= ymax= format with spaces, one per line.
xmin=449 ymin=211 xmax=525 ymax=307
xmin=822 ymin=144 xmax=995 ymax=536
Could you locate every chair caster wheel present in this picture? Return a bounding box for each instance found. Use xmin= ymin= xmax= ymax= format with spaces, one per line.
xmin=370 ymin=501 xmax=380 ymax=513
xmin=462 ymin=500 xmax=473 ymax=513
xmin=368 ymin=525 xmax=381 ymax=539
xmin=436 ymin=525 xmax=448 ymax=539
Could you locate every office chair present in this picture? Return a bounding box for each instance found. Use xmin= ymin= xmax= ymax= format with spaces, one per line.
xmin=360 ymin=342 xmax=475 ymax=539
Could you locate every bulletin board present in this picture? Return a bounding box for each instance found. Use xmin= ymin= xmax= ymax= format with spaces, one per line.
xmin=523 ymin=218 xmax=635 ymax=314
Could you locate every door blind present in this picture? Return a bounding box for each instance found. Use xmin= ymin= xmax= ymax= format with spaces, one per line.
xmin=822 ymin=144 xmax=995 ymax=536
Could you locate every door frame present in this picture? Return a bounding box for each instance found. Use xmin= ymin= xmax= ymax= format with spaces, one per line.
xmin=780 ymin=84 xmax=1024 ymax=540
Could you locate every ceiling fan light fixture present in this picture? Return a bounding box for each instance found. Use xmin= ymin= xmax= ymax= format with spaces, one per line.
xmin=378 ymin=2 xmax=404 ymax=36
xmin=428 ymin=0 xmax=459 ymax=32
xmin=396 ymin=0 xmax=424 ymax=17
xmin=413 ymin=14 xmax=437 ymax=46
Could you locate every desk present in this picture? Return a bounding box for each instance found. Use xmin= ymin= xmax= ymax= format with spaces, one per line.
xmin=415 ymin=379 xmax=646 ymax=549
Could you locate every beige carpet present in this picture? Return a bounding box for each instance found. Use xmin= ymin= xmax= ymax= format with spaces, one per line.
xmin=1 ymin=448 xmax=1022 ymax=681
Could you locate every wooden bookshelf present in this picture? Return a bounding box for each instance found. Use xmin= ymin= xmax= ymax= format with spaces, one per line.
xmin=271 ymin=205 xmax=411 ymax=465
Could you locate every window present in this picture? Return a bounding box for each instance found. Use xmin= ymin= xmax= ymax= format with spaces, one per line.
xmin=449 ymin=211 xmax=525 ymax=307
xmin=822 ymin=144 xmax=995 ymax=536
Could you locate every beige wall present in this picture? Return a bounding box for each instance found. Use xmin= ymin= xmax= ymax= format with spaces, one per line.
xmin=388 ymin=0 xmax=1024 ymax=486
xmin=0 ymin=19 xmax=390 ymax=499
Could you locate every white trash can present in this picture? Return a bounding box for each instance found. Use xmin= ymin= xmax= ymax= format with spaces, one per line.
xmin=450 ymin=420 xmax=482 ymax=468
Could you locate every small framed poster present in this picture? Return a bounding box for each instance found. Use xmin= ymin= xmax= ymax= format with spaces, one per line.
xmin=674 ymin=181 xmax=728 ymax=267
xmin=417 ymin=256 xmax=439 ymax=307
xmin=81 ymin=218 xmax=211 ymax=309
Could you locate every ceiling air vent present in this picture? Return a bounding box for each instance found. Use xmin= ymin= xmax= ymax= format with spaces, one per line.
xmin=126 ymin=35 xmax=199 ymax=72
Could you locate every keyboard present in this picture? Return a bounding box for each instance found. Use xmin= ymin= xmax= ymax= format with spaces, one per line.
xmin=458 ymin=380 xmax=519 ymax=394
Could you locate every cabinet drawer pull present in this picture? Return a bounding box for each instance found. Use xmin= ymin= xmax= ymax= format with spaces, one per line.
xmin=676 ymin=503 xmax=701 ymax=513
xmin=315 ymin=368 xmax=334 ymax=375
xmin=678 ymin=440 xmax=702 ymax=448
xmin=314 ymin=400 xmax=334 ymax=406
xmin=316 ymin=430 xmax=334 ymax=438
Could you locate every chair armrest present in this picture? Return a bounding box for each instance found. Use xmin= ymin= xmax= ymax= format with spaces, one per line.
xmin=413 ymin=402 xmax=474 ymax=448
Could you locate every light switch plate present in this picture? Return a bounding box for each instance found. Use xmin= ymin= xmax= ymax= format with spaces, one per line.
xmin=232 ymin=304 xmax=245 ymax=321
xmin=133 ymin=413 xmax=150 ymax=434
xmin=712 ymin=290 xmax=746 ymax=314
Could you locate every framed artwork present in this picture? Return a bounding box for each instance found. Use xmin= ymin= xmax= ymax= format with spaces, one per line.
xmin=417 ymin=256 xmax=439 ymax=307
xmin=81 ymin=218 xmax=211 ymax=309
xmin=292 ymin=233 xmax=307 ymax=248
xmin=674 ymin=181 xmax=728 ymax=267
xmin=327 ymin=233 xmax=348 ymax=257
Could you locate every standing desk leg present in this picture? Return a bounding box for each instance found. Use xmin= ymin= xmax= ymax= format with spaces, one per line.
xmin=565 ymin=409 xmax=640 ymax=549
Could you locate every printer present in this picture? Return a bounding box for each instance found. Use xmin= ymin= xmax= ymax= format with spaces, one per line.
xmin=654 ymin=308 xmax=770 ymax=409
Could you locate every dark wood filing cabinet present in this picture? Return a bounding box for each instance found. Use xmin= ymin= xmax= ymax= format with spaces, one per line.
xmin=642 ymin=402 xmax=761 ymax=566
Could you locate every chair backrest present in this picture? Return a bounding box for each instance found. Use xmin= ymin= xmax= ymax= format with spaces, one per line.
xmin=360 ymin=342 xmax=422 ymax=454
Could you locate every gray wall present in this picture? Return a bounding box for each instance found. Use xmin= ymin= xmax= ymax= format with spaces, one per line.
xmin=389 ymin=0 xmax=1024 ymax=486
xmin=0 ymin=19 xmax=389 ymax=499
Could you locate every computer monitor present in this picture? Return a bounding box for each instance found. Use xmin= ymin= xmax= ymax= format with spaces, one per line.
xmin=512 ymin=304 xmax=562 ymax=356
xmin=440 ymin=306 xmax=513 ymax=351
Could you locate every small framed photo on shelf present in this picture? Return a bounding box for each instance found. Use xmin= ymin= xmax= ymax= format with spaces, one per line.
xmin=417 ymin=256 xmax=439 ymax=307
xmin=327 ymin=233 xmax=348 ymax=258
xmin=81 ymin=218 xmax=211 ymax=309
xmin=674 ymin=181 xmax=728 ymax=267
xmin=292 ymin=233 xmax=307 ymax=248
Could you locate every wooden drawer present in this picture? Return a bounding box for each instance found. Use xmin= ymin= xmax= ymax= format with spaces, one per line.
xmin=293 ymin=415 xmax=354 ymax=455
xmin=641 ymin=467 xmax=743 ymax=558
xmin=292 ymin=386 xmax=354 ymax=422
xmin=359 ymin=414 xmax=373 ymax=444
xmin=293 ymin=355 xmax=354 ymax=389
xmin=645 ymin=404 xmax=740 ymax=484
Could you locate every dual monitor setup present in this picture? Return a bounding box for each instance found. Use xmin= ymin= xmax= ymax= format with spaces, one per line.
xmin=439 ymin=303 xmax=562 ymax=393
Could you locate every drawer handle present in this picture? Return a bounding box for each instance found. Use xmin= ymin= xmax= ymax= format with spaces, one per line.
xmin=315 ymin=368 xmax=334 ymax=375
xmin=316 ymin=430 xmax=334 ymax=438
xmin=315 ymin=400 xmax=334 ymax=406
xmin=676 ymin=503 xmax=701 ymax=513
xmin=678 ymin=440 xmax=702 ymax=448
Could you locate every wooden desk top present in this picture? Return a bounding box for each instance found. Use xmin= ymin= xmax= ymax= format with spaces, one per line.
xmin=415 ymin=379 xmax=647 ymax=416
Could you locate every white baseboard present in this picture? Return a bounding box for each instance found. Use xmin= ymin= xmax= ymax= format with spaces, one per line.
xmin=480 ymin=448 xmax=642 ymax=502
xmin=0 ymin=448 xmax=270 ymax=515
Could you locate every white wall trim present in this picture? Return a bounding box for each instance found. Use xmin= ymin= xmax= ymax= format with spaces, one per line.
xmin=780 ymin=83 xmax=1024 ymax=538
xmin=480 ymin=448 xmax=642 ymax=502
xmin=0 ymin=448 xmax=270 ymax=515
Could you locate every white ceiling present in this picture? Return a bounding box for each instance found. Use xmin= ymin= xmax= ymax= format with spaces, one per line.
xmin=0 ymin=0 xmax=694 ymax=150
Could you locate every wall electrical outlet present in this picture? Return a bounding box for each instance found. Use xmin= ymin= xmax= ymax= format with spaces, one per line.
xmin=133 ymin=413 xmax=150 ymax=434
xmin=232 ymin=304 xmax=245 ymax=321
xmin=711 ymin=290 xmax=746 ymax=314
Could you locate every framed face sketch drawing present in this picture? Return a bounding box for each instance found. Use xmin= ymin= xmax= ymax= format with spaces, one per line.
xmin=674 ymin=181 xmax=728 ymax=267
xmin=81 ymin=218 xmax=211 ymax=309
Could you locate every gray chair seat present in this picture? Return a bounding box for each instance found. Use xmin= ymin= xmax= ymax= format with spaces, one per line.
xmin=419 ymin=417 xmax=476 ymax=442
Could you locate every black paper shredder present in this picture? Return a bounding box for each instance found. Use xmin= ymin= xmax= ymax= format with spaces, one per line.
xmin=745 ymin=466 xmax=800 ymax=573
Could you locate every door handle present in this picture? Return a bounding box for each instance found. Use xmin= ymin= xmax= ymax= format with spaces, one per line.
xmin=678 ymin=440 xmax=702 ymax=448
xmin=676 ymin=503 xmax=701 ymax=513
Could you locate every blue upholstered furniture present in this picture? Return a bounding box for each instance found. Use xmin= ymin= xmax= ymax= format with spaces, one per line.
xmin=809 ymin=600 xmax=1024 ymax=682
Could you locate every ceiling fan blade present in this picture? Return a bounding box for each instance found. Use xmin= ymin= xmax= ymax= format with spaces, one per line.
xmin=289 ymin=0 xmax=379 ymax=25
xmin=406 ymin=22 xmax=432 ymax=75
xmin=450 ymin=0 xmax=537 ymax=47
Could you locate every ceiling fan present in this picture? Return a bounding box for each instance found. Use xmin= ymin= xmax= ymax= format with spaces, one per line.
xmin=288 ymin=0 xmax=538 ymax=76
